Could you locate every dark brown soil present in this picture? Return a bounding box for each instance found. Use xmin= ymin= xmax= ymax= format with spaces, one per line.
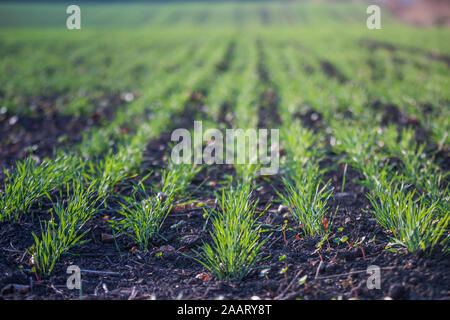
xmin=256 ymin=40 xmax=282 ymax=128
xmin=361 ymin=39 xmax=450 ymax=69
xmin=1 ymin=137 xmax=449 ymax=300
xmin=1 ymin=108 xmax=449 ymax=301
xmin=369 ymin=100 xmax=450 ymax=175
xmin=0 ymin=45 xmax=448 ymax=300
xmin=0 ymin=94 xmax=123 ymax=169
xmin=320 ymin=61 xmax=347 ymax=84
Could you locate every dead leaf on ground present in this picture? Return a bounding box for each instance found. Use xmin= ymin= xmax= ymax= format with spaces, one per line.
xmin=91 ymin=112 xmax=101 ymax=121
xmin=195 ymin=272 xmax=211 ymax=282
xmin=101 ymin=233 xmax=115 ymax=243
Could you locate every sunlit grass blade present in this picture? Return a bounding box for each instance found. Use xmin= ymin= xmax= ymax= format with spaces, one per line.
xmin=193 ymin=184 xmax=266 ymax=280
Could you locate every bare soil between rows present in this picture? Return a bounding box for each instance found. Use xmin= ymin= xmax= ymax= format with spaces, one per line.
xmin=0 ymin=94 xmax=124 ymax=169
xmin=0 ymin=48 xmax=449 ymax=299
xmin=0 ymin=128 xmax=449 ymax=300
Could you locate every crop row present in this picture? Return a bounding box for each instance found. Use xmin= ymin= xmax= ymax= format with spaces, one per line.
xmin=1 ymin=35 xmax=233 ymax=276
xmin=1 ymin=31 xmax=449 ymax=280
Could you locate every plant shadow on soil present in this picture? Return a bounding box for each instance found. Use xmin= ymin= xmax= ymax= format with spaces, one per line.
xmin=1 ymin=123 xmax=449 ymax=300
xmin=0 ymin=66 xmax=449 ymax=298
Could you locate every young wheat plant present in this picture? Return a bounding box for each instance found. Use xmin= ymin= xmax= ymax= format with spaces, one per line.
xmin=109 ymin=194 xmax=172 ymax=251
xmin=29 ymin=182 xmax=97 ymax=277
xmin=0 ymin=155 xmax=81 ymax=222
xmin=366 ymin=183 xmax=449 ymax=254
xmin=278 ymin=166 xmax=334 ymax=237
xmin=193 ymin=184 xmax=266 ymax=280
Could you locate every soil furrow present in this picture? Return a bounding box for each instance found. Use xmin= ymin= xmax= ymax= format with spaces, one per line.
xmin=320 ymin=60 xmax=348 ymax=83
xmin=0 ymin=94 xmax=124 ymax=168
xmin=256 ymin=40 xmax=282 ymax=129
xmin=361 ymin=38 xmax=450 ymax=68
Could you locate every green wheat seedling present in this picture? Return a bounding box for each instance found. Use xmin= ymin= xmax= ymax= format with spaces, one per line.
xmin=109 ymin=189 xmax=172 ymax=251
xmin=108 ymin=159 xmax=199 ymax=251
xmin=425 ymin=111 xmax=449 ymax=151
xmin=281 ymin=122 xmax=322 ymax=173
xmin=87 ymin=143 xmax=144 ymax=199
xmin=157 ymin=162 xmax=201 ymax=200
xmin=232 ymin=131 xmax=263 ymax=184
xmin=29 ymin=183 xmax=97 ymax=277
xmin=331 ymin=123 xmax=392 ymax=190
xmin=78 ymin=128 xmax=117 ymax=159
xmin=332 ymin=123 xmax=380 ymax=171
xmin=87 ymin=151 xmax=132 ymax=199
xmin=278 ymin=166 xmax=334 ymax=237
xmin=381 ymin=125 xmax=444 ymax=197
xmin=0 ymin=155 xmax=81 ymax=222
xmin=86 ymin=123 xmax=154 ymax=199
xmin=1 ymin=158 xmax=51 ymax=221
xmin=366 ymin=183 xmax=449 ymax=255
xmin=234 ymin=163 xmax=262 ymax=184
xmin=193 ymin=184 xmax=266 ymax=280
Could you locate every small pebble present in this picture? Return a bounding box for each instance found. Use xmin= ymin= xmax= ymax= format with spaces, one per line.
xmin=277 ymin=204 xmax=288 ymax=214
xmin=8 ymin=116 xmax=18 ymax=126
